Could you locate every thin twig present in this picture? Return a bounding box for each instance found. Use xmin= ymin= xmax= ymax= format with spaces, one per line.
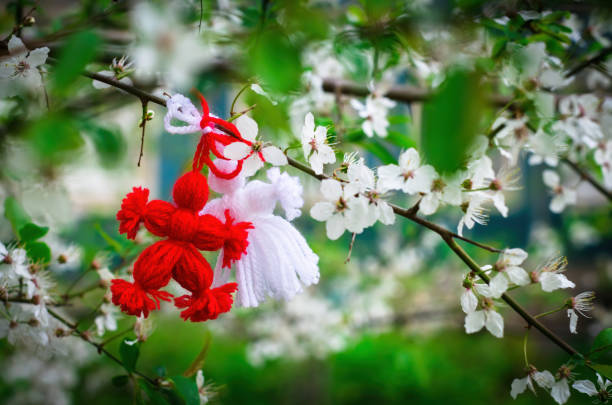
xmin=344 ymin=233 xmax=357 ymax=264
xmin=227 ymin=104 xmax=256 ymax=123
xmin=47 ymin=308 xmax=158 ymax=386
xmin=100 ymin=324 xmax=135 ymax=348
xmin=562 ymin=157 xmax=612 ymax=201
xmin=138 ymin=99 xmax=149 ymax=167
xmin=321 ymin=78 xmax=513 ymax=107
xmin=565 ymin=46 xmax=612 ymax=78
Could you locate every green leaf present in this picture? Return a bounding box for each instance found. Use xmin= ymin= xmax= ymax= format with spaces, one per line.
xmin=171 ymin=376 xmax=200 ymax=405
xmin=80 ymin=122 xmax=125 ymax=168
xmin=386 ymin=130 xmax=417 ymax=150
xmin=250 ymin=30 xmax=301 ymax=93
xmin=491 ymin=38 xmax=507 ymax=58
xmin=387 ymin=115 xmax=412 ymax=125
xmin=27 ymin=114 xmax=84 ymax=164
xmin=358 ymin=139 xmax=396 ymax=164
xmin=138 ymin=380 xmax=171 ymax=405
xmin=25 ymin=241 xmax=51 ymax=264
xmin=19 ymin=223 xmax=49 ymax=242
xmin=182 ymin=333 xmax=211 ymax=378
xmin=52 ymin=30 xmax=101 ymax=91
xmin=347 ymin=5 xmax=366 ymax=24
xmin=421 ymin=69 xmax=486 ymax=174
xmin=589 ymin=328 xmax=612 ymax=364
xmin=591 ymin=363 xmax=612 ymax=380
xmin=119 ymin=339 xmax=140 ymax=373
xmin=94 ymin=223 xmax=125 ymax=254
xmin=111 ymin=375 xmax=130 ymax=387
xmin=4 ymin=197 xmax=31 ymax=235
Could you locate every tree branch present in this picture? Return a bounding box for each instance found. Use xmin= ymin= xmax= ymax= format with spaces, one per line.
xmin=565 ymin=45 xmax=612 ymax=78
xmin=321 ymin=78 xmax=513 ymax=107
xmin=562 ymin=157 xmax=612 ymax=201
xmin=47 ymin=308 xmax=159 ymax=386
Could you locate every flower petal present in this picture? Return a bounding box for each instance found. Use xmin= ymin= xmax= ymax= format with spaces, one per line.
xmin=485 ymin=310 xmax=504 ymax=338
xmin=262 ymin=146 xmax=288 ymax=166
xmin=310 ymin=202 xmax=335 ymax=221
xmin=464 ymin=310 xmax=485 ymax=334
xmin=461 ymin=289 xmax=478 ymax=314
xmin=510 ymin=377 xmax=528 ymax=399
xmin=534 ymin=371 xmax=555 ymax=389
xmin=325 ymin=214 xmax=345 ymax=240
xmin=320 ymin=179 xmax=342 ymax=201
xmin=223 ymin=142 xmax=252 ymax=160
xmin=572 ymin=380 xmax=597 ymax=396
xmin=234 ymin=115 xmax=258 ymax=142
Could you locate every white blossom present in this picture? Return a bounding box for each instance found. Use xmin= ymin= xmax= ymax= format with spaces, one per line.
xmin=510 ymin=366 xmax=555 ymax=399
xmin=94 ymin=303 xmax=118 ymax=336
xmin=464 ymin=306 xmax=504 ymax=338
xmin=542 ymin=170 xmax=576 ymax=214
xmin=310 ymin=179 xmax=368 ymax=240
xmin=573 ymin=373 xmax=611 ymax=402
xmin=0 ymin=306 xmax=49 ymax=348
xmin=488 ymin=248 xmax=530 ymax=298
xmin=492 ymin=116 xmax=530 ymax=165
xmin=531 ymin=256 xmax=575 ymax=293
xmin=347 ymin=159 xmax=395 ymax=227
xmin=551 ymin=376 xmax=571 ymax=405
xmin=377 ymin=148 xmax=437 ymax=194
xmin=350 ymin=84 xmax=396 ymax=137
xmin=0 ymin=243 xmax=29 ymax=282
xmin=92 ymin=56 xmax=133 ymax=89
xmin=223 ymin=115 xmax=287 ymax=177
xmin=527 ymin=130 xmax=567 ymax=167
xmin=556 ymin=95 xmax=603 ymax=149
xmin=567 ymin=291 xmax=595 ymax=334
xmin=0 ymin=36 xmax=49 ymax=98
xmin=419 ymin=174 xmax=462 ymax=216
xmin=301 ymin=112 xmax=336 ymax=175
xmin=457 ymin=193 xmax=489 ymax=236
xmin=484 ymin=167 xmax=520 ymax=217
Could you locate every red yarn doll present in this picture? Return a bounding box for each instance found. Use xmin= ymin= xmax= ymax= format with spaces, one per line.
xmin=111 ymin=170 xmax=252 ymax=322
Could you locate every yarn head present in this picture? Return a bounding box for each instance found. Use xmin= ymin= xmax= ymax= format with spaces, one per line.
xmin=173 ymin=171 xmax=209 ymax=211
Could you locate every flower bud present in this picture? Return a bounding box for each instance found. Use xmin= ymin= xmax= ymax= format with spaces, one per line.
xmin=23 ymin=16 xmax=35 ymax=26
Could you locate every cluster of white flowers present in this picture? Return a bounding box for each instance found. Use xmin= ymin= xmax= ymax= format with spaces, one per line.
xmin=303 ymin=119 xmax=525 ymax=239
xmin=513 ymin=366 xmax=610 ymax=405
xmin=350 ymin=83 xmax=397 ymax=138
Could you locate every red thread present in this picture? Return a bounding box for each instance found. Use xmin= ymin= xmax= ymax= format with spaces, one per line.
xmin=190 ymin=91 xmax=251 ymax=178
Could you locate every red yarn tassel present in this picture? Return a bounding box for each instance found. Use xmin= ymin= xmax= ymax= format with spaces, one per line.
xmin=110 ymin=279 xmax=172 ymax=318
xmin=116 ymin=187 xmax=149 ymax=239
xmin=221 ymin=210 xmax=252 ymax=268
xmin=175 ymin=283 xmax=238 ymax=322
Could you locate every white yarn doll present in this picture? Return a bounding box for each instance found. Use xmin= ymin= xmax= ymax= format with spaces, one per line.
xmin=201 ymin=160 xmax=320 ymax=307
